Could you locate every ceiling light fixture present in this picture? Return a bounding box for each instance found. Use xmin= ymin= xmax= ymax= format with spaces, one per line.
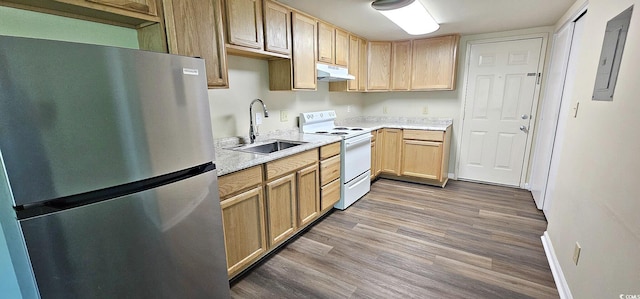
xmin=371 ymin=0 xmax=440 ymax=35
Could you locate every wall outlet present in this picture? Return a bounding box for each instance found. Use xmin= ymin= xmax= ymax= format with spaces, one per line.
xmin=280 ymin=110 xmax=288 ymax=122
xmin=573 ymin=242 xmax=581 ymax=265
xmin=383 ymin=106 xmax=388 ymax=114
xmin=422 ymin=106 xmax=429 ymax=115
xmin=347 ymin=105 xmax=351 ymax=113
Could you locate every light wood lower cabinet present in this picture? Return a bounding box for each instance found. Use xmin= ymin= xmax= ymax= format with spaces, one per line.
xmin=372 ymin=127 xmax=451 ymax=186
xmin=265 ymin=173 xmax=297 ymax=247
xmin=220 ymin=186 xmax=267 ymax=277
xmin=296 ymin=164 xmax=320 ymax=227
xmin=401 ymin=140 xmax=443 ymax=180
xmin=319 ymin=142 xmax=341 ymax=211
xmin=380 ymin=128 xmax=402 ymax=175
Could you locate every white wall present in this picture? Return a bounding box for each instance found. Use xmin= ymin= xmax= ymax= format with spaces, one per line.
xmin=207 ymin=55 xmax=364 ymax=139
xmin=546 ymin=0 xmax=640 ymax=297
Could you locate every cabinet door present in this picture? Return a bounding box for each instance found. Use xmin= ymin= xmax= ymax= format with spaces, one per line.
xmin=380 ymin=129 xmax=402 ymax=175
xmin=226 ymin=0 xmax=264 ymax=49
xmin=401 ymin=140 xmax=443 ymax=180
xmin=367 ymin=41 xmax=391 ymax=90
xmin=263 ymin=0 xmax=291 ymax=55
xmin=317 ymin=22 xmax=334 ymax=64
xmin=84 ymin=0 xmax=158 ymax=16
xmin=359 ymin=38 xmax=368 ymax=91
xmin=347 ymin=35 xmax=360 ymax=91
xmin=411 ymin=35 xmax=459 ymax=90
xmin=297 ymin=164 xmax=320 ymax=227
xmin=221 ymin=186 xmax=267 ymax=277
xmin=164 ymin=0 xmax=228 ymax=88
xmin=335 ymin=28 xmax=349 ymax=67
xmin=265 ymin=173 xmax=296 ymax=246
xmin=292 ymin=12 xmax=317 ymax=90
xmin=391 ymin=40 xmax=412 ymax=90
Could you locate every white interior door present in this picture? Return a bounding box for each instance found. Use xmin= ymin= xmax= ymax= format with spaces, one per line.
xmin=543 ymin=15 xmax=585 ymax=217
xmin=458 ymin=38 xmax=543 ymax=186
xmin=530 ymin=24 xmax=575 ymax=209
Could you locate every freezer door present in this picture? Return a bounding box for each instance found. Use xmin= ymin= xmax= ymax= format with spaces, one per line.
xmin=0 ymin=36 xmax=215 ymax=206
xmin=19 ymin=171 xmax=230 ymax=299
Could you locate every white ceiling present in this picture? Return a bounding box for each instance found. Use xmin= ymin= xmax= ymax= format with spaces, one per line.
xmin=277 ymin=0 xmax=577 ymax=40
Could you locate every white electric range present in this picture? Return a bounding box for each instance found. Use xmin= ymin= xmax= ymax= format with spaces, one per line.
xmin=299 ymin=110 xmax=372 ymax=210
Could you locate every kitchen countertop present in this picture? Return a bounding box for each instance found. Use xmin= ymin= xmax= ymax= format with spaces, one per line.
xmin=215 ymin=117 xmax=452 ymax=176
xmin=337 ymin=116 xmax=453 ymax=131
xmin=214 ymin=130 xmax=341 ymax=176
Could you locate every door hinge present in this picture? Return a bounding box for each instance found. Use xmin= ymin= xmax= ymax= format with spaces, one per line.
xmin=537 ymin=72 xmax=542 ymax=84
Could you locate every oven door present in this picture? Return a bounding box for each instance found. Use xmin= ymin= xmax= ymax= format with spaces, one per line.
xmin=343 ymin=133 xmax=372 ymax=182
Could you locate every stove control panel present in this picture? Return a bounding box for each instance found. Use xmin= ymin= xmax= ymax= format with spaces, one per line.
xmin=299 ymin=110 xmax=337 ymax=124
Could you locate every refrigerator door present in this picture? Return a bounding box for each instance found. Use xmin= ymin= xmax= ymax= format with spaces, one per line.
xmin=0 ymin=36 xmax=215 ymax=206
xmin=19 ymin=171 xmax=230 ymax=299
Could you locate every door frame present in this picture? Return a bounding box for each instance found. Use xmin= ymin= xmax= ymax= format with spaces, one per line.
xmin=455 ymin=33 xmax=549 ymax=188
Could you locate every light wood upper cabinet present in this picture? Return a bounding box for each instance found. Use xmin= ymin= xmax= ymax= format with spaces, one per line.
xmin=292 ymin=12 xmax=317 ymax=90
xmin=359 ymin=38 xmax=368 ymax=91
xmin=380 ymin=128 xmax=402 ymax=175
xmin=220 ymin=186 xmax=267 ymax=277
xmin=411 ymin=35 xmax=460 ymax=90
xmin=265 ymin=173 xmax=297 ymax=247
xmin=163 ymin=0 xmax=228 ymax=88
xmin=225 ymin=0 xmax=264 ymax=49
xmin=334 ymin=28 xmax=349 ymax=67
xmin=367 ymin=41 xmax=392 ymax=91
xmin=263 ymin=0 xmax=291 ymax=55
xmin=347 ymin=35 xmax=360 ymax=91
xmin=317 ymin=21 xmax=335 ymax=64
xmin=391 ymin=40 xmax=412 ymax=91
xmin=296 ymin=164 xmax=320 ymax=227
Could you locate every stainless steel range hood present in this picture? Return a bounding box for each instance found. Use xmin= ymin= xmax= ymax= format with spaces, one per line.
xmin=317 ymin=63 xmax=355 ymax=82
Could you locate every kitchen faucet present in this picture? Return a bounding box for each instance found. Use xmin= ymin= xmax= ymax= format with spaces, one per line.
xmin=249 ymin=98 xmax=269 ymax=144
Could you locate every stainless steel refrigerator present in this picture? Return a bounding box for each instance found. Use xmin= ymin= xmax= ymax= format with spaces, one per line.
xmin=0 ymin=35 xmax=231 ymax=298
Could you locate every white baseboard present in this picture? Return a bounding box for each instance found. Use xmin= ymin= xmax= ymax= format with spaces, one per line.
xmin=448 ymin=172 xmax=455 ymax=179
xmin=541 ymin=231 xmax=573 ymax=299
xmin=524 ymin=183 xmax=531 ymax=190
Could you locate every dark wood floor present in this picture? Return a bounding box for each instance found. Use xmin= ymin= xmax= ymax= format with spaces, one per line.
xmin=230 ymin=179 xmax=558 ymax=298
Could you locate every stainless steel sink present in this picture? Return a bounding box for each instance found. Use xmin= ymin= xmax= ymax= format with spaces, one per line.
xmin=228 ymin=140 xmax=307 ymax=154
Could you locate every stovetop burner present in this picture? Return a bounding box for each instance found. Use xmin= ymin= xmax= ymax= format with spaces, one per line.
xmin=315 ymin=131 xmax=329 ymax=134
xmin=350 ymin=128 xmax=364 ymax=131
xmin=331 ymin=132 xmax=348 ymax=135
xmin=334 ymin=127 xmax=349 ymax=130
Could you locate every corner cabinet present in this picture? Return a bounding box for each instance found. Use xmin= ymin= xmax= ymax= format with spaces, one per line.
xmin=163 ymin=0 xmax=228 ymax=88
xmin=372 ymin=127 xmax=451 ymax=187
xmin=379 ymin=128 xmax=402 ymax=175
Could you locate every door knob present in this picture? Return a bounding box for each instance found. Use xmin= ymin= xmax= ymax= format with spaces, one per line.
xmin=519 ymin=125 xmax=529 ymax=133
xmin=521 ymin=114 xmax=529 ymax=120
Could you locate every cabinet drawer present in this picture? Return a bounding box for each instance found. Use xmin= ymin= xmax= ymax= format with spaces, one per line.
xmin=320 ymin=142 xmax=341 ymax=159
xmin=219 ymin=165 xmax=263 ymax=199
xmin=403 ymin=129 xmax=444 ymax=142
xmin=321 ymin=179 xmax=340 ymax=210
xmin=320 ymin=155 xmax=341 ymax=185
xmin=266 ymin=150 xmax=318 ymax=180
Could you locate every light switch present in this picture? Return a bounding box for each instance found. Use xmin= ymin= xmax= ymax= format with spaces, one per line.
xmin=280 ymin=110 xmax=288 ymax=122
xmin=255 ymin=112 xmax=263 ymax=125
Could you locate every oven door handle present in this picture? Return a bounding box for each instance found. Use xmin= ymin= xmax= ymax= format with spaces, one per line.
xmin=345 ymin=133 xmax=372 ymax=148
